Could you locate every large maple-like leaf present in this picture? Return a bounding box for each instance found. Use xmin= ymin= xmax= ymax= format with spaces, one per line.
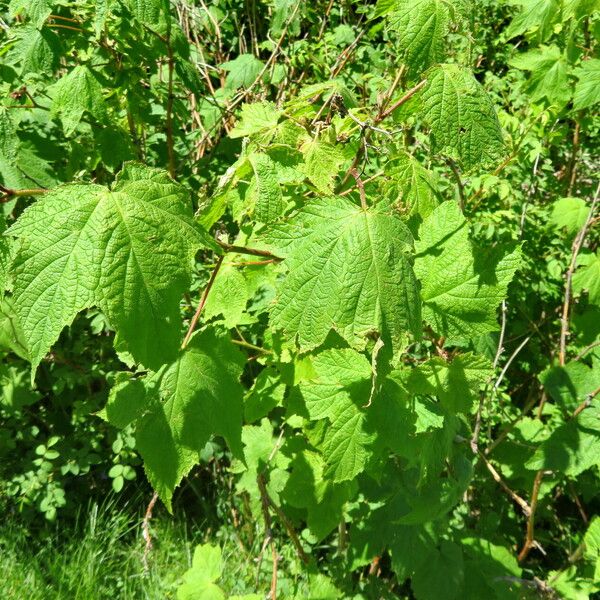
xmin=415 ymin=201 xmax=520 ymax=344
xmin=8 ymin=163 xmax=215 ymax=378
xmin=264 ymin=195 xmax=422 ymax=353
xmin=298 ymin=348 xmax=374 ymax=482
xmin=104 ymin=330 xmax=245 ymax=509
xmin=419 ymin=64 xmax=505 ymax=171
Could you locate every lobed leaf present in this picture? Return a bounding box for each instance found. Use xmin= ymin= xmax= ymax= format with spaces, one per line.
xmin=415 ymin=201 xmax=520 ymax=344
xmin=265 ymin=196 xmax=421 ymax=353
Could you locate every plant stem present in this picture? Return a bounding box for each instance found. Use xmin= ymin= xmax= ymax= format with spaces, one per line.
xmin=257 ymin=473 xmax=310 ymax=565
xmin=517 ymin=471 xmax=545 ymax=562
xmin=217 ymin=241 xmax=283 ymax=261
xmin=558 ymin=183 xmax=599 ymax=366
xmin=0 ymin=185 xmax=47 ymax=202
xmin=181 ymin=255 xmax=224 ymax=349
xmin=141 ymin=492 xmax=159 ymax=574
xmin=166 ymin=32 xmax=176 ymax=179
xmin=375 ymin=79 xmax=427 ymax=123
xmin=231 ymin=339 xmax=272 ymax=354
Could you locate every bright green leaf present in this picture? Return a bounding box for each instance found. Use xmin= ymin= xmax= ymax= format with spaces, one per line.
xmin=509 ymin=45 xmax=571 ymax=108
xmin=419 ymin=64 xmax=505 ymax=171
xmin=49 ymin=65 xmax=107 ymax=135
xmin=229 ymin=102 xmax=281 ymax=139
xmin=222 ymin=54 xmax=264 ymax=90
xmin=415 ymin=201 xmax=520 ymax=344
xmin=550 ymin=197 xmax=589 ymax=233
xmin=573 ymin=59 xmax=600 ymax=111
xmin=573 ymin=252 xmax=600 ymax=305
xmin=248 ymin=153 xmax=284 ymax=223
xmin=265 ymin=196 xmax=421 ymax=353
xmin=8 ymin=164 xmax=213 ymax=377
xmin=526 ymin=404 xmax=600 ymax=476
xmin=505 ymin=0 xmax=561 ymax=41
xmin=383 ymin=0 xmax=451 ymax=70
xmin=298 ymin=348 xmax=374 ymax=481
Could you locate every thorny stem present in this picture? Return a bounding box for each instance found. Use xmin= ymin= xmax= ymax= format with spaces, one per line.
xmin=256 ymin=474 xmax=278 ymax=600
xmin=339 ymin=171 xmax=385 ymax=196
xmin=471 ymin=301 xmax=508 ymax=453
xmin=445 ymin=157 xmax=466 ymax=212
xmin=571 ymin=385 xmax=600 ymax=419
xmin=227 ymin=3 xmax=300 ymax=113
xmin=566 ymin=119 xmax=581 ymax=196
xmin=339 ymin=79 xmax=427 ymax=188
xmin=350 ymin=168 xmax=367 ymax=210
xmin=478 ymin=451 xmax=531 ymax=516
xmin=375 ymin=79 xmax=427 ymax=123
xmin=231 ymin=338 xmax=273 ymax=354
xmin=518 ymin=217 xmax=600 ymax=562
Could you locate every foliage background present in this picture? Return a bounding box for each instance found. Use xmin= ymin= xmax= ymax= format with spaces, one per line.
xmin=0 ymin=0 xmax=599 ymax=598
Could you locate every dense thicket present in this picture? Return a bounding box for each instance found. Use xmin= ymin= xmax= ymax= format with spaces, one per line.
xmin=0 ymin=0 xmax=599 ymax=598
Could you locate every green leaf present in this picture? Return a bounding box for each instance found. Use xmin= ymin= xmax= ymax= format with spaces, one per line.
xmin=298 ymin=348 xmax=374 ymax=481
xmin=509 ymin=45 xmax=570 ymax=108
xmin=419 ymin=64 xmax=505 ymax=171
xmin=573 ymin=252 xmax=600 ymax=305
xmin=9 ymin=0 xmax=53 ymax=28
xmin=177 ymin=543 xmax=225 ymax=600
xmin=93 ymin=0 xmax=115 ymax=36
xmin=10 ymin=25 xmax=60 ymax=75
xmin=300 ymin=138 xmax=345 ymax=194
xmin=550 ymin=197 xmax=589 ymax=233
xmin=382 ymin=0 xmax=451 ymax=70
xmin=0 ymin=109 xmax=19 ymax=162
xmin=461 ymin=537 xmax=522 ymax=600
xmin=584 ymin=518 xmax=600 ymax=582
xmin=244 ymin=367 xmax=285 ymax=423
xmin=505 ymin=0 xmax=561 ymax=41
xmin=0 ymin=298 xmax=29 ymax=359
xmin=101 ymin=372 xmax=149 ymax=428
xmin=415 ymin=201 xmax=520 ymax=344
xmin=248 ymin=153 xmax=284 ymax=223
xmin=526 ymin=404 xmax=600 ymax=476
xmin=222 ymin=54 xmax=264 ymax=90
xmin=411 ymin=540 xmax=464 ymax=600
xmin=540 ymin=360 xmax=600 ymax=413
xmin=282 ymin=448 xmax=355 ymax=539
xmin=203 ymin=263 xmax=249 ymax=327
xmin=406 ymin=353 xmax=492 ymax=414
xmin=0 ymin=362 xmax=40 ymax=410
xmin=385 ymin=152 xmax=440 ymax=222
xmin=548 ymin=565 xmax=597 ymax=600
xmin=8 ymin=183 xmax=102 ymax=379
xmin=229 ymin=102 xmax=281 ymax=139
xmin=563 ymin=0 xmax=600 ymax=20
xmin=108 ymin=330 xmax=245 ymax=509
xmin=127 ymin=0 xmax=165 ymax=24
xmin=265 ymin=195 xmax=421 ymax=353
xmin=8 ymin=164 xmax=213 ymax=377
xmin=573 ymin=59 xmax=600 ymax=111
xmin=49 ymin=65 xmax=107 ymax=135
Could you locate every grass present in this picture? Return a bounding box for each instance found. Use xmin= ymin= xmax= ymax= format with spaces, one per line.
xmin=1 ymin=498 xmax=185 ymax=599
xmin=0 ymin=497 xmax=242 ymax=599
xmin=0 ymin=494 xmax=318 ymax=599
